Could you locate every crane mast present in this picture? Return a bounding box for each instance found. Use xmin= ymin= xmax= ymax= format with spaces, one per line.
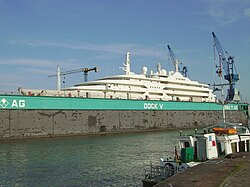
xmin=167 ymin=45 xmax=188 ymax=77
xmin=212 ymin=32 xmax=240 ymax=102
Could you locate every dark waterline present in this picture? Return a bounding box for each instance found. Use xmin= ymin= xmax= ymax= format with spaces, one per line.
xmin=0 ymin=129 xmax=194 ymax=186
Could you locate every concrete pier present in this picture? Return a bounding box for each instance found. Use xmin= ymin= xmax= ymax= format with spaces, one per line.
xmin=155 ymin=152 xmax=250 ymax=187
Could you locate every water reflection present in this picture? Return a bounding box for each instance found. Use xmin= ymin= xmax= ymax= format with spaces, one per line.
xmin=0 ymin=129 xmax=194 ymax=186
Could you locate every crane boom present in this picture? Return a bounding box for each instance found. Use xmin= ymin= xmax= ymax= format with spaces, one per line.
xmin=212 ymin=32 xmax=229 ymax=75
xmin=167 ymin=45 xmax=188 ymax=77
xmin=48 ymin=67 xmax=98 ymax=78
xmin=167 ymin=45 xmax=177 ymax=69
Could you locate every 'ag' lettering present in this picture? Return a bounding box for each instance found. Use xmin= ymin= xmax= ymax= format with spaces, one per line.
xmin=11 ymin=100 xmax=26 ymax=108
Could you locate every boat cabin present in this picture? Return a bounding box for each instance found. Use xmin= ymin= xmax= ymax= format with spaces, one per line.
xmin=178 ymin=123 xmax=250 ymax=161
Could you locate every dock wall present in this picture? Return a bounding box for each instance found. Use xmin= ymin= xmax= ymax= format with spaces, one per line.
xmin=0 ymin=110 xmax=247 ymax=140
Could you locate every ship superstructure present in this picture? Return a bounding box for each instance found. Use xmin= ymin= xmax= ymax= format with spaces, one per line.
xmin=20 ymin=52 xmax=216 ymax=102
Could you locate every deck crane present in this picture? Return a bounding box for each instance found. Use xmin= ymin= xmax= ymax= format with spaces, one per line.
xmin=212 ymin=32 xmax=240 ymax=102
xmin=167 ymin=45 xmax=188 ymax=77
xmin=48 ymin=65 xmax=98 ymax=91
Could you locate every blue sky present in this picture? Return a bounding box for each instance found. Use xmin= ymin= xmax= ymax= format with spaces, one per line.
xmin=0 ymin=0 xmax=250 ymax=101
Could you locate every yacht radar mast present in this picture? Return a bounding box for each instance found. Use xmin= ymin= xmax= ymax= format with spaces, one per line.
xmin=122 ymin=52 xmax=131 ymax=75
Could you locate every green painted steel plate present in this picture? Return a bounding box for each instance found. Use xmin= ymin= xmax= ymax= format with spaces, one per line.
xmin=0 ymin=95 xmax=243 ymax=111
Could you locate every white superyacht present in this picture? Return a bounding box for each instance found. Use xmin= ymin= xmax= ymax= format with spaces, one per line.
xmin=20 ymin=52 xmax=216 ymax=103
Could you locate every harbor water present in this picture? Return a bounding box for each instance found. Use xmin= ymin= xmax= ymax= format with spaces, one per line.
xmin=0 ymin=129 xmax=193 ymax=186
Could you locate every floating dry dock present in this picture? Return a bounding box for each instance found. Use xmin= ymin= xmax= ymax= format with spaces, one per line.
xmin=0 ymin=94 xmax=248 ymax=140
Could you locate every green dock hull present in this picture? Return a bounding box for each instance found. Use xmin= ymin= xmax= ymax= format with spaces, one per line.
xmin=0 ymin=95 xmax=248 ymax=140
xmin=0 ymin=95 xmax=246 ymax=111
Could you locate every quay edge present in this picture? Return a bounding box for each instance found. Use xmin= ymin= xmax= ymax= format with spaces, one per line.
xmin=154 ymin=152 xmax=250 ymax=187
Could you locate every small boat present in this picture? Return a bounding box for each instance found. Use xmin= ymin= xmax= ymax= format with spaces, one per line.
xmin=178 ymin=122 xmax=250 ymax=160
xmin=142 ymin=122 xmax=250 ymax=187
